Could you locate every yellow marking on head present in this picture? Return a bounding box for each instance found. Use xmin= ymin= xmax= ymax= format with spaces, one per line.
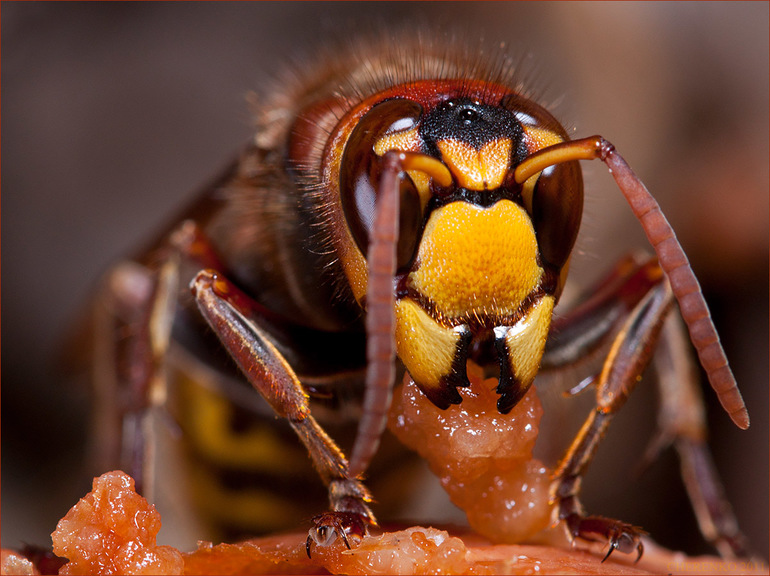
xmin=521 ymin=126 xmax=564 ymax=155
xmin=517 ymin=128 xmax=566 ymax=220
xmin=436 ymin=138 xmax=512 ymax=191
xmin=395 ymin=298 xmax=460 ymax=394
xmin=374 ymin=127 xmax=421 ymax=157
xmin=504 ymin=296 xmax=555 ymax=386
xmin=339 ymin=248 xmax=367 ymax=305
xmin=374 ymin=128 xmax=450 ymax=213
xmin=409 ymin=200 xmax=543 ymax=321
xmin=407 ymin=171 xmax=432 ymax=213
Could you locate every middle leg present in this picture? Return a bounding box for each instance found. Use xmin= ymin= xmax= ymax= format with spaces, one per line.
xmin=550 ymin=275 xmax=675 ymax=561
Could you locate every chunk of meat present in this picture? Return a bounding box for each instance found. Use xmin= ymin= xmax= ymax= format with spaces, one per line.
xmin=388 ymin=368 xmax=553 ymax=543
xmin=51 ymin=471 xmax=184 ymax=575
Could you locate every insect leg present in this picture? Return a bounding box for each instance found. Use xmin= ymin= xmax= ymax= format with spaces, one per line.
xmin=550 ymin=278 xmax=675 ymax=562
xmin=90 ymin=253 xmax=179 ymax=500
xmin=90 ymin=219 xmax=228 ymax=499
xmin=542 ymin=254 xmax=664 ymax=371
xmin=648 ymin=315 xmax=751 ymax=558
xmin=190 ymin=270 xmax=376 ymax=552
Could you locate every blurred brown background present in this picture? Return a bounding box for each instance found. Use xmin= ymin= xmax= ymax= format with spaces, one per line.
xmin=2 ymin=2 xmax=767 ymax=559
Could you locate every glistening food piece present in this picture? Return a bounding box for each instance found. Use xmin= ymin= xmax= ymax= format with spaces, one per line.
xmin=51 ymin=472 xmax=184 ymax=575
xmin=4 ymin=470 xmax=760 ymax=575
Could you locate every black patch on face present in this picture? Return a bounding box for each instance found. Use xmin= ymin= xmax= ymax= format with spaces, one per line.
xmin=420 ymin=98 xmax=524 ymax=153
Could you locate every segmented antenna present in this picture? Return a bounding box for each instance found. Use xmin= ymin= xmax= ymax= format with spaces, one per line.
xmin=348 ymin=151 xmax=453 ymax=477
xmin=515 ymin=136 xmax=749 ymax=430
xmin=348 ymin=151 xmax=402 ymax=478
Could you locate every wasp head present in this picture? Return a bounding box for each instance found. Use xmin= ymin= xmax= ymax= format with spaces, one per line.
xmin=327 ymin=81 xmax=584 ymax=413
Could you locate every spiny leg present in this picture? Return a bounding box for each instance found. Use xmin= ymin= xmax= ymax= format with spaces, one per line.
xmin=551 ymin=278 xmax=675 ymax=562
xmin=190 ymin=270 xmax=376 ymax=556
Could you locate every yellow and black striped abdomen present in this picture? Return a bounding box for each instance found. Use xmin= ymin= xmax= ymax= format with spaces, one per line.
xmin=167 ymin=359 xmax=425 ymax=543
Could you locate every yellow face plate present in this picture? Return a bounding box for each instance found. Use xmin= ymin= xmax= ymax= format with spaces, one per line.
xmin=521 ymin=126 xmax=564 ymax=154
xmin=408 ymin=200 xmax=543 ymax=323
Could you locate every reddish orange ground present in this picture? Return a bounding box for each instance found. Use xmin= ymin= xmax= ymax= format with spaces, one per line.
xmin=3 ymin=367 xmax=765 ymax=575
xmin=2 ymin=470 xmax=765 ymax=575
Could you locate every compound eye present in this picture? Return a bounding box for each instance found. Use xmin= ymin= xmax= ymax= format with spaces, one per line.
xmin=340 ymin=99 xmax=424 ymax=264
xmin=395 ymin=173 xmax=423 ymax=272
xmin=530 ymin=159 xmax=583 ymax=271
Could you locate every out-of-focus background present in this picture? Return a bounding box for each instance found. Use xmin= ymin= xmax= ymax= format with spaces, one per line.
xmin=2 ymin=1 xmax=767 ymax=559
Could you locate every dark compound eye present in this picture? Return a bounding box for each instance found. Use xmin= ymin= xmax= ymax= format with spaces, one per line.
xmin=499 ymin=91 xmax=583 ymax=273
xmin=530 ymin=160 xmax=583 ymax=272
xmin=340 ymin=98 xmax=425 ymax=270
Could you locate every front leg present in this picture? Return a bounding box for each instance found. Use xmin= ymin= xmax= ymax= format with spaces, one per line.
xmin=551 ymin=278 xmax=675 ymax=562
xmin=190 ymin=269 xmax=376 ymax=553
